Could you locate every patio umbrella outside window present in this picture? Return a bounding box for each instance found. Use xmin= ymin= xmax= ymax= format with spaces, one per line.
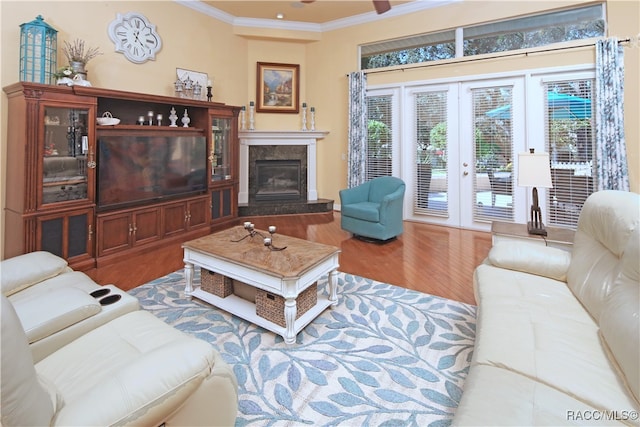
xmin=486 ymin=92 xmax=592 ymax=120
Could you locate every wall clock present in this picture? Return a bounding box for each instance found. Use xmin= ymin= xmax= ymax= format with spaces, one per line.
xmin=108 ymin=12 xmax=162 ymax=64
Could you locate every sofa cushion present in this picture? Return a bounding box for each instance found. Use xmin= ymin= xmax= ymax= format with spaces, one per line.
xmin=1 ymin=251 xmax=68 ymax=296
xmin=0 ymin=295 xmax=56 ymax=426
xmin=453 ymin=364 xmax=628 ymax=426
xmin=567 ymin=190 xmax=640 ymax=320
xmin=473 ymin=264 xmax=640 ymax=416
xmin=488 ymin=241 xmax=571 ymax=281
xmin=341 ymin=201 xmax=380 ymax=222
xmin=599 ymin=227 xmax=640 ymax=403
xmin=12 ymin=287 xmax=102 ymax=344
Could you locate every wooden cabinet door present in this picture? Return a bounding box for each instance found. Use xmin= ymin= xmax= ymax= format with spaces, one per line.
xmin=211 ymin=187 xmax=234 ymax=221
xmin=187 ymin=197 xmax=209 ymax=229
xmin=163 ymin=202 xmax=187 ymax=237
xmin=36 ymin=207 xmax=94 ymax=264
xmin=97 ymin=212 xmax=132 ymax=256
xmin=132 ymin=207 xmax=161 ymax=246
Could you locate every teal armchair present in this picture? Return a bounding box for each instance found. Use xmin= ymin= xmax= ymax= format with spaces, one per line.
xmin=339 ymin=176 xmax=406 ymax=242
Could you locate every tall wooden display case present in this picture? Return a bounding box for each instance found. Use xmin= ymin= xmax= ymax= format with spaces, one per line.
xmin=3 ymin=82 xmax=240 ymax=270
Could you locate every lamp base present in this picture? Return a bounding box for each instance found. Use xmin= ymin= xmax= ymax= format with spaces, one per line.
xmin=527 ymin=221 xmax=548 ymax=236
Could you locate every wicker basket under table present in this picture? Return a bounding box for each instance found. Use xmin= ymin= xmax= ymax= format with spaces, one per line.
xmin=200 ymin=269 xmax=233 ymax=298
xmin=256 ymin=283 xmax=318 ymax=327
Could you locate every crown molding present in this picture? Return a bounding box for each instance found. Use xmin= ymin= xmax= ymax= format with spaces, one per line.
xmin=175 ymin=0 xmax=461 ymax=32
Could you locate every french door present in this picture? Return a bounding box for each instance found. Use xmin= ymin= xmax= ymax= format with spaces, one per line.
xmin=403 ymin=77 xmax=527 ymax=231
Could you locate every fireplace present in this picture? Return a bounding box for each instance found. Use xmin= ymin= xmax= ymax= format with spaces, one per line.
xmin=238 ymin=130 xmax=334 ymax=216
xmin=255 ymin=160 xmax=301 ymax=201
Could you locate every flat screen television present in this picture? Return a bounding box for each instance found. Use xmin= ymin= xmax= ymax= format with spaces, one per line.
xmin=97 ymin=135 xmax=207 ymax=209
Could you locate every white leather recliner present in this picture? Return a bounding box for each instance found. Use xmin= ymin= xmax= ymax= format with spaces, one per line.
xmin=1 ymin=251 xmax=140 ymax=362
xmin=1 ymin=293 xmax=239 ymax=426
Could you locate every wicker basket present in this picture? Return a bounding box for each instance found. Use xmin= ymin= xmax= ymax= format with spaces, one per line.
xmin=200 ymin=269 xmax=233 ymax=298
xmin=256 ymin=283 xmax=317 ymax=327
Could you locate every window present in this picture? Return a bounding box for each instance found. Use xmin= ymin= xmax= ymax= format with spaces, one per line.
xmin=544 ymin=79 xmax=595 ymax=227
xmin=414 ymin=91 xmax=448 ymax=216
xmin=361 ymin=4 xmax=604 ymax=70
xmin=464 ymin=5 xmax=604 ymax=56
xmin=472 ymin=86 xmax=515 ymax=222
xmin=361 ymin=31 xmax=455 ymax=70
xmin=366 ymin=95 xmax=394 ymax=179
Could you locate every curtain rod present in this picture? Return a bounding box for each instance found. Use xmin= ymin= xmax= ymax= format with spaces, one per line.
xmin=350 ymin=37 xmax=633 ymax=76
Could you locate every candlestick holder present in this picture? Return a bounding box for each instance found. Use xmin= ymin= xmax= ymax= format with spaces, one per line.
xmin=240 ymin=107 xmax=246 ymax=130
xmin=301 ymin=105 xmax=308 ymax=131
xmin=231 ymin=223 xmax=287 ymax=251
xmin=310 ymin=108 xmax=316 ymax=131
xmin=249 ymin=103 xmax=255 ymax=131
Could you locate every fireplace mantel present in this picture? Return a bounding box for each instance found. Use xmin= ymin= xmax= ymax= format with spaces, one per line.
xmin=238 ymin=130 xmax=329 ymax=204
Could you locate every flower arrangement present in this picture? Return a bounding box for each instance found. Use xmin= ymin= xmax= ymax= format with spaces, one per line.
xmin=53 ymin=65 xmax=74 ymax=79
xmin=62 ymin=39 xmax=102 ymax=65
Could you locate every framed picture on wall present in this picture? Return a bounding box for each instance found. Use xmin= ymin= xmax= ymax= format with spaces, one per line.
xmin=256 ymin=62 xmax=300 ymax=113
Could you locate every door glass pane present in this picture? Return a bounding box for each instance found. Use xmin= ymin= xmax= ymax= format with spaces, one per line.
xmin=544 ymin=80 xmax=595 ymax=227
xmin=366 ymin=95 xmax=393 ymax=179
xmin=211 ymin=117 xmax=231 ymax=181
xmin=43 ymin=107 xmax=89 ymax=204
xmin=414 ymin=91 xmax=448 ymax=217
xmin=472 ymin=86 xmax=515 ymax=222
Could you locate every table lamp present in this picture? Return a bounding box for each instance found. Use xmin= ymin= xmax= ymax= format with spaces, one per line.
xmin=518 ymin=149 xmax=552 ymax=236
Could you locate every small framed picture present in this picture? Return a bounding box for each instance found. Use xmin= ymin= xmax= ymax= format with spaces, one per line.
xmin=176 ymin=68 xmax=208 ymax=90
xmin=256 ymin=62 xmax=300 ymax=113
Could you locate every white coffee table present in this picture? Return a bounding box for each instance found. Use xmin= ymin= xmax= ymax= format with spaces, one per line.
xmin=183 ymin=226 xmax=340 ymax=344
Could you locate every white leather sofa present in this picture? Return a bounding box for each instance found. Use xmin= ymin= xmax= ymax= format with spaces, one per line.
xmin=1 ymin=293 xmax=239 ymax=426
xmin=1 ymin=251 xmax=140 ymax=362
xmin=453 ymin=190 xmax=639 ymax=426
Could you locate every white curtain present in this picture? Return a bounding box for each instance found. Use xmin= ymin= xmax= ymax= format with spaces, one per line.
xmin=595 ymin=38 xmax=629 ymax=191
xmin=347 ymin=71 xmax=368 ymax=188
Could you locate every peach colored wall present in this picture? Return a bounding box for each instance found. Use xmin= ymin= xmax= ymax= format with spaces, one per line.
xmin=1 ymin=0 xmax=638 ymax=260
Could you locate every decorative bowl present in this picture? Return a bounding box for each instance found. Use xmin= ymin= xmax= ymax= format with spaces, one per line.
xmin=97 ymin=112 xmax=120 ymax=126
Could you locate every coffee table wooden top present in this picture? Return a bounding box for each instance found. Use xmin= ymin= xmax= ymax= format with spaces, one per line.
xmin=183 ymin=226 xmax=340 ymax=278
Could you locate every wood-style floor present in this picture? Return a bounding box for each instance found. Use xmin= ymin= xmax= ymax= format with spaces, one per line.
xmin=92 ymin=212 xmax=492 ymax=306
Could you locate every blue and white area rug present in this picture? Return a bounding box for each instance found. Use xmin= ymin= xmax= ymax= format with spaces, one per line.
xmin=130 ymin=270 xmax=476 ymax=426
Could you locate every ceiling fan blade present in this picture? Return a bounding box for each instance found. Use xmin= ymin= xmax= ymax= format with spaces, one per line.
xmin=301 ymin=0 xmax=315 ymax=3
xmin=373 ymin=0 xmax=391 ymax=14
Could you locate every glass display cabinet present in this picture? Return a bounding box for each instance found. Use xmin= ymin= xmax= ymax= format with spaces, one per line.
xmin=210 ymin=117 xmax=232 ymax=181
xmin=42 ymin=106 xmax=92 ymax=205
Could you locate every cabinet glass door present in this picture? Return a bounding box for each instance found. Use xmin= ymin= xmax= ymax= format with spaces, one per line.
xmin=210 ymin=117 xmax=231 ymax=181
xmin=42 ymin=106 xmax=91 ymax=205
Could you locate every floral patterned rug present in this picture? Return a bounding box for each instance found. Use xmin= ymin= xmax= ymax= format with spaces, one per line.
xmin=129 ymin=269 xmax=476 ymax=426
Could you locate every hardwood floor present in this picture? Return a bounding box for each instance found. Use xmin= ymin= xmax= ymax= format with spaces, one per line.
xmin=91 ymin=212 xmax=492 ymax=305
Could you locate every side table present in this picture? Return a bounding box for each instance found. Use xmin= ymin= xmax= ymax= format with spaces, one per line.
xmin=491 ymin=221 xmax=575 ymax=251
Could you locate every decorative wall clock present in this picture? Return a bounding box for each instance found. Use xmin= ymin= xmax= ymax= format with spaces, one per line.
xmin=108 ymin=12 xmax=162 ymax=64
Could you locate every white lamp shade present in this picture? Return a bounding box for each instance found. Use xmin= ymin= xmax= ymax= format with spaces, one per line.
xmin=518 ymin=151 xmax=552 ymax=188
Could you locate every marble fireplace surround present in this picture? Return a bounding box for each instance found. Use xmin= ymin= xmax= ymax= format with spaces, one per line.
xmin=238 ymin=130 xmax=329 ymax=205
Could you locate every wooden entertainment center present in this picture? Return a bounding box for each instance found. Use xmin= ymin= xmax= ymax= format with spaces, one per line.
xmin=3 ymin=82 xmax=240 ymax=272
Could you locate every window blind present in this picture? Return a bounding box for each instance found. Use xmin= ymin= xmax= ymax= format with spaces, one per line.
xmin=472 ymin=86 xmax=515 ymax=222
xmin=366 ymin=95 xmax=393 ymax=180
xmin=544 ymin=80 xmax=595 ymax=228
xmin=414 ymin=91 xmax=448 ymax=217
